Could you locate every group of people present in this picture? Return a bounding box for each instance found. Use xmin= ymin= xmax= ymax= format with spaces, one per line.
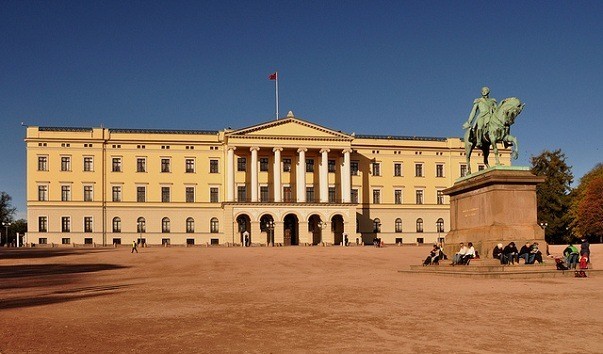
xmin=423 ymin=243 xmax=448 ymax=266
xmin=492 ymin=241 xmax=543 ymax=265
xmin=451 ymin=242 xmax=476 ymax=265
xmin=562 ymin=239 xmax=590 ymax=271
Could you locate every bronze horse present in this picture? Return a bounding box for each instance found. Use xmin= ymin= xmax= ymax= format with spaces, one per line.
xmin=463 ymin=97 xmax=524 ymax=174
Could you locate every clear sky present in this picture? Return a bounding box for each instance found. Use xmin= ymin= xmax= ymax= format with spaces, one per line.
xmin=1 ymin=1 xmax=602 ymax=219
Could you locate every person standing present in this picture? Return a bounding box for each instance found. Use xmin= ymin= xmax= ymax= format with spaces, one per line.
xmin=564 ymin=243 xmax=580 ymax=269
xmin=580 ymin=238 xmax=591 ymax=263
xmin=131 ymin=240 xmax=138 ymax=253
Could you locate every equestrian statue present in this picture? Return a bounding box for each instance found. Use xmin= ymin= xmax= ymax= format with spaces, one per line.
xmin=462 ymin=87 xmax=525 ymax=175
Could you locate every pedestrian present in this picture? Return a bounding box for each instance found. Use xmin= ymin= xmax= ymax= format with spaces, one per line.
xmin=580 ymin=238 xmax=590 ymax=263
xmin=131 ymin=240 xmax=138 ymax=253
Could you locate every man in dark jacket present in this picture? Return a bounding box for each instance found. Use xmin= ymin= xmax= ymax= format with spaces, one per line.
xmin=503 ymin=242 xmax=519 ymax=265
xmin=518 ymin=242 xmax=531 ymax=264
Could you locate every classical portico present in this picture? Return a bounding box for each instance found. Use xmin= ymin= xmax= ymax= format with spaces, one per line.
xmin=223 ymin=112 xmax=356 ymax=245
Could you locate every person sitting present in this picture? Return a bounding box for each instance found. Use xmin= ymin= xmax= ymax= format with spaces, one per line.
xmin=492 ymin=243 xmax=506 ymax=264
xmin=503 ymin=242 xmax=519 ymax=265
xmin=452 ymin=242 xmax=468 ymax=265
xmin=518 ymin=242 xmax=531 ymax=264
xmin=460 ymin=242 xmax=476 ymax=265
xmin=527 ymin=242 xmax=543 ymax=264
xmin=423 ymin=244 xmax=440 ymax=266
xmin=563 ymin=243 xmax=580 ymax=269
xmin=437 ymin=242 xmax=448 ymax=260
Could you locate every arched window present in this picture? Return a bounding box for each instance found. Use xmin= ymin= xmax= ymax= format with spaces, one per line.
xmin=373 ymin=218 xmax=381 ymax=233
xmin=112 ymin=217 xmax=121 ymax=233
xmin=186 ymin=217 xmax=194 ymax=233
xmin=162 ymin=217 xmax=170 ymax=233
xmin=395 ymin=218 xmax=402 ymax=233
xmin=137 ymin=217 xmax=146 ymax=233
xmin=210 ymin=217 xmax=219 ymax=233
xmin=416 ymin=218 xmax=424 ymax=233
xmin=436 ymin=218 xmax=445 ymax=233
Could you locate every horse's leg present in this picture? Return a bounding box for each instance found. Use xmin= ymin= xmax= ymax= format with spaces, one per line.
xmin=492 ymin=141 xmax=500 ymax=166
xmin=465 ymin=130 xmax=473 ymax=175
xmin=483 ymin=143 xmax=490 ymax=168
xmin=507 ymin=135 xmax=518 ymax=160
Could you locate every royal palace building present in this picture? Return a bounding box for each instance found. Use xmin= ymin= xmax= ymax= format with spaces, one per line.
xmin=25 ymin=112 xmax=511 ymax=247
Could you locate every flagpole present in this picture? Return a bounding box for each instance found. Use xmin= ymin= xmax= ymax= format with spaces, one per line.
xmin=275 ymin=72 xmax=279 ymax=120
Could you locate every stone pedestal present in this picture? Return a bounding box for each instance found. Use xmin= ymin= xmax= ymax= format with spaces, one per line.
xmin=443 ymin=166 xmax=546 ymax=259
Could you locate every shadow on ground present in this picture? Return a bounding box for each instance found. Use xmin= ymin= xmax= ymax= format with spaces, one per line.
xmin=0 ymin=248 xmax=114 ymax=259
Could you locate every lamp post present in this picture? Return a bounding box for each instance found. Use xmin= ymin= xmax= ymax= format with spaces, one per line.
xmin=318 ymin=220 xmax=328 ymax=245
xmin=2 ymin=222 xmax=11 ymax=247
xmin=539 ymin=222 xmax=548 ymax=241
xmin=436 ymin=221 xmax=441 ymax=244
xmin=266 ymin=220 xmax=275 ymax=247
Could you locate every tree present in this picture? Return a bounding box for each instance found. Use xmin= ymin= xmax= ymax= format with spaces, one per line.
xmin=0 ymin=191 xmax=16 ymax=224
xmin=530 ymin=149 xmax=573 ymax=244
xmin=571 ymin=163 xmax=603 ymax=241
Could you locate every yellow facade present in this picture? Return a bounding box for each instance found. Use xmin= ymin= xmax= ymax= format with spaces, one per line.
xmin=25 ymin=113 xmax=511 ymax=246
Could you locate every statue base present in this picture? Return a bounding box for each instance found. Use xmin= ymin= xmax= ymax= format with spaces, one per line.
xmin=443 ymin=166 xmax=547 ymax=259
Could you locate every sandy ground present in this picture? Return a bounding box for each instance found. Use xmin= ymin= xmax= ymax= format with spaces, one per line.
xmin=0 ymin=244 xmax=601 ymax=354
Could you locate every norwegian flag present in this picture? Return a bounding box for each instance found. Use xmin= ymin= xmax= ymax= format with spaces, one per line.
xmin=268 ymin=72 xmax=277 ymax=80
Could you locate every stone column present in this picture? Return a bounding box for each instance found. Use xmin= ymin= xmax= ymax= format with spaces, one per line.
xmin=273 ymin=147 xmax=282 ymax=202
xmin=250 ymin=147 xmax=259 ymax=202
xmin=250 ymin=221 xmax=261 ymax=246
xmin=296 ymin=148 xmax=307 ymax=202
xmin=341 ymin=149 xmax=352 ymax=203
xmin=319 ymin=148 xmax=330 ymax=203
xmin=226 ymin=147 xmax=236 ymax=202
xmin=273 ymin=221 xmax=284 ymax=246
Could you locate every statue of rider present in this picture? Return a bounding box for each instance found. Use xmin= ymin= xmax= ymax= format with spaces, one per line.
xmin=463 ymin=87 xmax=497 ymax=148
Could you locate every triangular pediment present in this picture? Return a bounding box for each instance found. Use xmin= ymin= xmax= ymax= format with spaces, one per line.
xmin=227 ymin=116 xmax=353 ymax=140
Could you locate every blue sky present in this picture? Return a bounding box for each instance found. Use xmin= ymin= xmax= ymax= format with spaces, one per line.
xmin=1 ymin=1 xmax=602 ymax=219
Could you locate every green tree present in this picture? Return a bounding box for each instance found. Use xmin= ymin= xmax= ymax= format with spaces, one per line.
xmin=570 ymin=163 xmax=603 ymax=241
xmin=530 ymin=149 xmax=573 ymax=244
xmin=0 ymin=191 xmax=16 ymax=224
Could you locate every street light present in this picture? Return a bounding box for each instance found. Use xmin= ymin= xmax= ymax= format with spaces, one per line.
xmin=265 ymin=220 xmax=275 ymax=247
xmin=539 ymin=222 xmax=548 ymax=240
xmin=2 ymin=222 xmax=11 ymax=247
xmin=317 ymin=220 xmax=328 ymax=245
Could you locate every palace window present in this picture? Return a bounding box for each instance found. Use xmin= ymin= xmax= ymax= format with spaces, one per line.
xmin=260 ymin=186 xmax=269 ymax=202
xmin=38 ymin=156 xmax=48 ymax=171
xmin=185 ymin=158 xmax=195 ymax=173
xmin=237 ymin=158 xmax=246 ymax=171
xmin=137 ymin=158 xmax=146 ymax=172
xmin=395 ymin=189 xmax=402 ymax=204
xmin=415 ymin=163 xmax=424 ymax=177
xmin=161 ymin=187 xmax=170 ymax=202
xmin=283 ymin=186 xmax=292 ymax=202
xmin=436 ymin=218 xmax=445 ymax=233
xmin=84 ymin=217 xmax=93 ymax=233
xmin=306 ymin=159 xmax=314 ymax=172
xmin=237 ymin=186 xmax=247 ymax=202
xmin=162 ymin=217 xmax=170 ymax=233
xmin=61 ymin=156 xmax=71 ymax=171
xmin=436 ymin=164 xmax=444 ymax=177
xmin=84 ymin=157 xmax=93 ymax=172
xmin=210 ymin=159 xmax=219 ymax=173
xmin=328 ymin=159 xmax=336 ymax=173
xmin=84 ymin=185 xmax=93 ymax=201
xmin=112 ymin=217 xmax=121 ymax=233
xmin=351 ymin=189 xmax=359 ymax=203
xmin=210 ymin=187 xmax=219 ymax=203
xmin=186 ymin=217 xmax=195 ymax=233
xmin=351 ymin=161 xmax=359 ymax=176
xmin=437 ymin=190 xmax=444 ymax=205
xmin=260 ymin=157 xmax=269 ymax=172
xmin=38 ymin=185 xmax=48 ymax=201
xmin=372 ymin=162 xmax=381 ymax=176
xmin=186 ymin=187 xmax=195 ymax=203
xmin=112 ymin=157 xmax=122 ymax=172
xmin=328 ymin=187 xmax=336 ymax=203
xmin=210 ymin=217 xmax=219 ymax=233
xmin=161 ymin=158 xmax=171 ymax=173
xmin=460 ymin=164 xmax=468 ymax=177
xmin=373 ymin=218 xmax=381 ymax=233
xmin=112 ymin=186 xmax=122 ymax=202
xmin=394 ymin=163 xmax=402 ymax=177
xmin=283 ymin=158 xmax=291 ymax=172
xmin=415 ymin=190 xmax=424 ymax=205
xmin=62 ymin=216 xmax=71 ymax=232
xmin=306 ymin=186 xmax=315 ymax=202
xmin=395 ymin=218 xmax=403 ymax=233
xmin=416 ymin=218 xmax=424 ymax=233
xmin=61 ymin=185 xmax=71 ymax=202
xmin=373 ymin=189 xmax=381 ymax=204
xmin=137 ymin=217 xmax=146 ymax=233
xmin=38 ymin=216 xmax=47 ymax=232
xmin=137 ymin=186 xmax=146 ymax=202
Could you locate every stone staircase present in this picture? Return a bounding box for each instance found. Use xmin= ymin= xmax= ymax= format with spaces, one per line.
xmin=401 ymin=258 xmax=600 ymax=279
